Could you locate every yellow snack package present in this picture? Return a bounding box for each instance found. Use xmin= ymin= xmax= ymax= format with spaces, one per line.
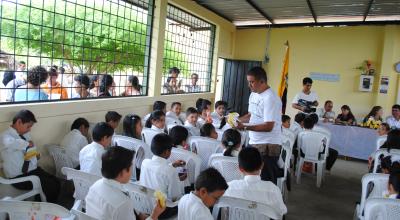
xmin=226 ymin=112 xmax=240 ymax=127
xmin=154 ymin=190 xmax=166 ymax=208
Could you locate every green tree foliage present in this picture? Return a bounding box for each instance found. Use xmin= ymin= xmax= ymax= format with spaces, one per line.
xmin=0 ymin=0 xmax=187 ymax=75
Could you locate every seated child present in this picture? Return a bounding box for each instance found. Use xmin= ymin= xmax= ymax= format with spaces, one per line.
xmin=197 ymin=99 xmax=212 ymax=126
xmin=200 ymin=123 xmax=218 ymax=140
xmin=184 ymin=107 xmax=201 ymax=136
xmin=169 ymin=125 xmax=190 ymax=150
xmin=290 ymin=113 xmax=305 ymax=136
xmin=224 ymin=147 xmax=287 ymax=216
xmin=140 ymin=133 xmax=187 ymax=218
xmin=145 ymin=110 xmax=166 ymax=133
xmin=166 ymin=102 xmax=185 ymax=124
xmin=86 ymin=146 xmax=165 ymax=220
xmin=0 ymin=110 xmax=60 ymax=202
xmin=211 ymin=101 xmax=227 ymax=128
xmin=144 ymin=101 xmax=167 ymax=122
xmin=382 ymin=171 xmax=400 ymax=199
xmin=105 ymin=111 xmax=122 ymax=133
xmin=221 ymin=129 xmax=241 ymax=157
xmin=60 ymin=117 xmax=90 ymax=169
xmin=282 ymin=115 xmax=291 ymax=129
xmin=378 ymin=122 xmax=390 ymax=137
xmin=122 ymin=114 xmax=142 ymax=140
xmin=79 ymin=122 xmax=114 ymax=176
xmin=178 ymin=168 xmax=228 ymax=220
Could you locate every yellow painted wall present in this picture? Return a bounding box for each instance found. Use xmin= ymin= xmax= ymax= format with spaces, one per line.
xmin=234 ymin=25 xmax=400 ymax=120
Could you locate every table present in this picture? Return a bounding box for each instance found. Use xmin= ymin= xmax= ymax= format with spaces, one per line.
xmin=318 ymin=123 xmax=379 ymax=160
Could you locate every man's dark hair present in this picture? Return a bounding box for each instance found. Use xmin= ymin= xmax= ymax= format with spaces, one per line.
xmin=303 ymin=77 xmax=313 ymax=85
xmin=92 ymin=122 xmax=114 ymax=142
xmin=169 ymin=67 xmax=180 ymax=75
xmin=171 ymin=102 xmax=181 ymax=109
xmin=3 ymin=70 xmax=15 ymax=86
xmin=186 ymin=107 xmax=198 ymax=116
xmin=195 ymin=167 xmax=228 ymax=192
xmin=74 ymin=74 xmax=90 ymax=88
xmin=282 ymin=115 xmax=291 ymax=123
xmin=303 ymin=116 xmax=315 ymax=129
xmin=27 ymin=66 xmax=48 ymax=86
xmin=239 ymin=147 xmax=262 ymax=172
xmin=153 ymin=101 xmax=167 ymax=111
xmin=215 ymin=101 xmax=227 ymax=109
xmin=105 ymin=111 xmax=122 ymax=123
xmin=294 ymin=113 xmax=306 ymax=124
xmin=70 ymin=118 xmax=89 ymax=131
xmin=200 ymin=123 xmax=215 ymax=137
xmin=12 ymin=109 xmax=37 ymax=124
xmin=308 ymin=113 xmax=319 ymax=125
xmin=246 ymin=66 xmax=267 ymax=82
xmin=101 ymin=146 xmax=135 ymax=179
xmin=392 ymin=104 xmax=400 ymax=110
xmin=169 ymin=126 xmax=189 ymax=146
xmin=151 ymin=133 xmax=173 ymax=156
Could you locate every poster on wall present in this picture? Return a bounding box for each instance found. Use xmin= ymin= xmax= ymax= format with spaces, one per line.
xmin=379 ymin=76 xmax=389 ymax=94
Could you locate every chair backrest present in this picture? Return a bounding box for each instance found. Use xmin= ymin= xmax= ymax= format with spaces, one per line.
xmin=212 ymin=196 xmax=282 ymax=220
xmin=359 ymin=173 xmax=389 ymax=218
xmin=297 ymin=130 xmax=327 ymax=161
xmin=364 ymin=198 xmax=400 ymax=220
xmin=372 ymin=149 xmax=400 ymax=173
xmin=208 ymin=155 xmax=243 ymax=182
xmin=0 ymin=200 xmax=73 ymax=220
xmin=166 ymin=116 xmax=183 ymax=126
xmin=376 ymin=136 xmax=387 ymax=150
xmin=169 ymin=148 xmax=202 ymax=184
xmin=71 ymin=208 xmax=97 ymax=220
xmin=282 ymin=128 xmax=295 ymax=149
xmin=313 ymin=126 xmax=331 ymax=151
xmin=280 ymin=141 xmax=292 ymax=180
xmin=141 ymin=128 xmax=162 ymax=146
xmin=188 ymin=136 xmax=223 ymax=170
xmin=113 ymin=135 xmax=148 ymax=166
xmin=47 ymin=145 xmax=74 ymax=179
xmin=62 ymin=167 xmax=101 ymax=202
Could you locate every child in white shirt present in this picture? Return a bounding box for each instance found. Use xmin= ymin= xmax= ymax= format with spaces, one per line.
xmin=184 ymin=107 xmax=201 ymax=136
xmin=220 ymin=129 xmax=241 ymax=157
xmin=144 ymin=101 xmax=167 ymax=122
xmin=200 ymin=123 xmax=218 ymax=140
xmin=224 ymin=147 xmax=287 ymax=217
xmin=197 ymin=99 xmax=212 ymax=126
xmin=166 ymin=102 xmax=185 ymax=124
xmin=178 ymin=168 xmax=228 ymax=220
xmin=382 ymin=171 xmax=400 ymax=199
xmin=169 ymin=125 xmax=190 ymax=150
xmin=145 ymin=110 xmax=166 ymax=133
xmin=211 ymin=101 xmax=227 ymax=128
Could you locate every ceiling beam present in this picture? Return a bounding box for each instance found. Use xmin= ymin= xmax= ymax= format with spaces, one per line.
xmin=245 ymin=0 xmax=274 ymax=24
xmin=193 ymin=0 xmax=233 ymax=23
xmin=306 ymin=0 xmax=317 ymax=23
xmin=364 ymin=0 xmax=375 ymax=22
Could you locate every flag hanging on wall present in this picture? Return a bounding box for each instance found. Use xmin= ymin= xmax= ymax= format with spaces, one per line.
xmin=278 ymin=41 xmax=289 ymax=114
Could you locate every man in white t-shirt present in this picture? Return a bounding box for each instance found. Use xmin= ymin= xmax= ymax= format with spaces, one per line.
xmin=235 ymin=66 xmax=283 ymax=184
xmin=292 ymin=77 xmax=319 ymax=113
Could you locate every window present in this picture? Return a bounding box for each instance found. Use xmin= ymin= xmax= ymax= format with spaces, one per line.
xmin=161 ymin=4 xmax=216 ymax=95
xmin=0 ymin=0 xmax=154 ymax=103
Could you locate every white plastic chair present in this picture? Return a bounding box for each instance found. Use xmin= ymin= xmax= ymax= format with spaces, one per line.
xmin=71 ymin=208 xmax=97 ymax=220
xmin=208 ymin=155 xmax=243 ymax=182
xmin=62 ymin=167 xmax=101 ymax=211
xmin=372 ymin=149 xmax=400 ymax=173
xmin=166 ymin=116 xmax=183 ymax=126
xmin=364 ymin=198 xmax=400 ymax=220
xmin=47 ymin=145 xmax=74 ymax=179
xmin=169 ymin=147 xmax=201 ymax=185
xmin=277 ymin=141 xmax=291 ymax=197
xmin=141 ymin=128 xmax=163 ymax=147
xmin=296 ymin=130 xmax=328 ymax=188
xmin=0 ymin=200 xmax=73 ymax=220
xmin=125 ymin=182 xmax=178 ymax=216
xmin=113 ymin=135 xmax=148 ymax=176
xmin=282 ymin=128 xmax=296 ymax=149
xmin=188 ymin=136 xmax=223 ymax=170
xmin=376 ymin=136 xmax=387 ymax=150
xmin=355 ymin=173 xmax=389 ymax=220
xmin=212 ymin=196 xmax=282 ymax=220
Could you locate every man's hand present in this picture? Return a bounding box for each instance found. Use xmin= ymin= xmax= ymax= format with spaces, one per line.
xmin=172 ymin=160 xmax=186 ymax=168
xmin=235 ymin=121 xmax=245 ymax=130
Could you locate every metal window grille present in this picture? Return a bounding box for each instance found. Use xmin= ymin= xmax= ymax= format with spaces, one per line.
xmin=161 ymin=4 xmax=216 ymax=95
xmin=0 ymin=0 xmax=154 ymax=104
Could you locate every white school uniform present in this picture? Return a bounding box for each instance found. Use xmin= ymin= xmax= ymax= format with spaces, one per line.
xmin=178 ymin=192 xmax=213 ymax=220
xmin=60 ymin=129 xmax=88 ymax=168
xmin=79 ymin=142 xmax=105 ymax=176
xmin=224 ymin=175 xmax=287 ymax=216
xmin=0 ymin=127 xmax=37 ymax=178
xmin=166 ymin=111 xmax=185 ymax=124
xmin=151 ymin=125 xmax=165 ymax=133
xmin=289 ymin=121 xmax=303 ymax=137
xmin=211 ymin=112 xmax=223 ymax=128
xmin=140 ymin=155 xmax=184 ymax=201
xmin=184 ymin=121 xmax=201 ymax=136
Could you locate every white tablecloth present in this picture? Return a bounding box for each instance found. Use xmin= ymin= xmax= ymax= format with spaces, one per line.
xmin=319 ymin=123 xmax=379 ymax=160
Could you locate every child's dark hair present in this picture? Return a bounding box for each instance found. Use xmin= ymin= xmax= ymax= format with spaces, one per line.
xmin=186 ymin=107 xmax=198 ymax=116
xmin=294 ymin=113 xmax=306 ymax=124
xmin=145 ymin=110 xmax=165 ymax=128
xmin=198 ymin=99 xmax=212 ymax=113
xmin=122 ymin=114 xmax=141 ymax=139
xmin=239 ymin=147 xmax=262 ymax=172
xmin=381 ymin=129 xmax=400 ymax=151
xmin=195 ymin=167 xmax=228 ymax=192
xmin=169 ymin=126 xmax=188 ymax=146
xmin=92 ymin=122 xmax=114 ymax=142
xmin=171 ymin=102 xmax=181 ymax=109
xmin=105 ymin=111 xmax=122 ymax=123
xmin=282 ymin=115 xmax=291 ymax=123
xmin=380 ymin=123 xmax=390 ymax=133
xmin=196 ymin=98 xmax=204 ymax=111
xmin=71 ymin=118 xmax=89 ymax=131
xmin=27 ymin=66 xmax=48 ymax=86
xmin=380 ymin=155 xmax=392 ymax=172
xmin=215 ymin=101 xmax=227 ymax=109
xmin=308 ymin=113 xmax=319 ymax=125
xmin=151 ymin=133 xmax=173 ymax=156
xmin=13 ymin=109 xmax=37 ymax=124
xmin=389 ymin=172 xmax=400 ymax=199
xmin=303 ymin=116 xmax=315 ymax=130
xmin=303 ymin=77 xmax=313 ymax=85
xmin=101 ymin=146 xmax=135 ymax=179
xmin=200 ymin=123 xmax=216 ymax=138
xmin=222 ymin=129 xmax=241 ymax=157
xmin=153 ymin=101 xmax=166 ymax=112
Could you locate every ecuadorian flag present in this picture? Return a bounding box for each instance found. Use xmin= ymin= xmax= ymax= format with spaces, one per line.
xmin=278 ymin=41 xmax=289 ymax=114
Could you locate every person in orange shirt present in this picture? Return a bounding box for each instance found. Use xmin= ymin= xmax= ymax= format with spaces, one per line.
xmin=42 ymin=65 xmax=68 ymax=99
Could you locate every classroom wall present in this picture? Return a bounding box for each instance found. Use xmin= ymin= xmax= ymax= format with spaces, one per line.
xmin=234 ymin=25 xmax=400 ymax=120
xmin=0 ymin=0 xmax=236 ymax=173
